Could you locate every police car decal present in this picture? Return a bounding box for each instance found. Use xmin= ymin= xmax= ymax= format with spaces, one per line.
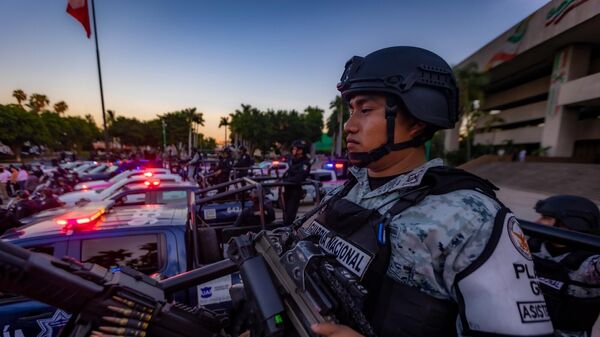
xmin=203 ymin=208 xmax=217 ymax=220
xmin=35 ymin=310 xmax=71 ymax=337
xmin=303 ymin=221 xmax=373 ymax=279
xmin=126 ymin=208 xmax=161 ymax=226
xmin=197 ymin=275 xmax=233 ymax=306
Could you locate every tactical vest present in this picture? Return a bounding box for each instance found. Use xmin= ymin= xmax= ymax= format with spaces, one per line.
xmin=301 ymin=166 xmax=554 ymax=337
xmin=529 ymin=238 xmax=600 ymax=333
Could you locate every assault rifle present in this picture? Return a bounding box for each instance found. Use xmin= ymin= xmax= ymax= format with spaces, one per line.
xmin=227 ymin=228 xmax=376 ymax=337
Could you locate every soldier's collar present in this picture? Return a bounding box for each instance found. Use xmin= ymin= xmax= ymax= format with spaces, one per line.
xmin=349 ymin=158 xmax=444 ymax=196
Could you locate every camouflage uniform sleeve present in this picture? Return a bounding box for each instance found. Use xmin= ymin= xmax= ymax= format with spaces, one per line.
xmin=386 ymin=189 xmax=501 ymax=301
xmin=567 ymin=255 xmax=600 ymax=299
xmin=570 ymin=255 xmax=600 ymax=285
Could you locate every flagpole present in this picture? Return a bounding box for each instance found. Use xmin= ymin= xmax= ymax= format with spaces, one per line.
xmin=90 ymin=0 xmax=109 ymax=152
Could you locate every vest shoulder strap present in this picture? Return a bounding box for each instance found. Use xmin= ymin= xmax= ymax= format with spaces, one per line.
xmin=386 ymin=166 xmax=500 ymax=218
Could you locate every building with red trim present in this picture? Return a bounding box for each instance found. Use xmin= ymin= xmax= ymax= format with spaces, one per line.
xmin=447 ymin=0 xmax=600 ymax=162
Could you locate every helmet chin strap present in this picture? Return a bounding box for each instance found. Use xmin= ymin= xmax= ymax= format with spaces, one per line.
xmin=347 ymin=104 xmax=427 ymax=168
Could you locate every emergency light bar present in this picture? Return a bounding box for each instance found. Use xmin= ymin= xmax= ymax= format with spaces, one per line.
xmin=144 ymin=172 xmax=154 ymax=177
xmin=56 ymin=208 xmax=106 ymax=234
xmin=272 ymin=161 xmax=280 ymax=165
xmin=335 ymin=163 xmax=344 ymax=169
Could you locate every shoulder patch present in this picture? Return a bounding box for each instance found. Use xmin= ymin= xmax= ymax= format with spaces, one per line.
xmin=507 ymin=217 xmax=532 ymax=261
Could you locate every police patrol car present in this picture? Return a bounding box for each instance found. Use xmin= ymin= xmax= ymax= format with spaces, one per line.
xmin=0 ymin=183 xmax=238 ymax=337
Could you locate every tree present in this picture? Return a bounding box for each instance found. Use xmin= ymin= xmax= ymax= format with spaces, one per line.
xmin=327 ymin=95 xmax=350 ymax=155
xmin=158 ymin=108 xmax=204 ymax=150
xmin=108 ymin=116 xmax=146 ymax=146
xmin=229 ymin=104 xmax=324 ymax=155
xmin=301 ymin=106 xmax=324 ymax=144
xmin=12 ymin=89 xmax=26 ymax=107
xmin=0 ymin=104 xmax=49 ymax=161
xmin=40 ymin=111 xmax=68 ymax=150
xmin=218 ymin=116 xmax=230 ymax=146
xmin=107 ymin=109 xmax=116 ymax=126
xmin=26 ymin=93 xmax=50 ymax=113
xmin=197 ymin=133 xmax=217 ymax=151
xmin=53 ymin=101 xmax=69 ymax=115
xmin=454 ymin=63 xmax=489 ymax=161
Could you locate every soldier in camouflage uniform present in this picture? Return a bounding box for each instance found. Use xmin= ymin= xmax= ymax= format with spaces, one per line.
xmin=529 ymin=195 xmax=600 ymax=337
xmin=304 ymin=47 xmax=554 ymax=337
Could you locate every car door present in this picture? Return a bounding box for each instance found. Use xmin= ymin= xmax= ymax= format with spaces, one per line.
xmin=0 ymin=239 xmax=70 ymax=337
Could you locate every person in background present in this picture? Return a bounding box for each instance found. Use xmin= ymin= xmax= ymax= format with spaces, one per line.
xmin=234 ymin=146 xmax=254 ymax=179
xmin=529 ymin=195 xmax=600 ymax=337
xmin=16 ymin=166 xmax=28 ymax=191
xmin=282 ymin=139 xmax=311 ymax=226
xmin=214 ymin=147 xmax=234 ymax=193
xmin=9 ymin=166 xmax=19 ymax=196
xmin=0 ymin=166 xmax=10 ymax=204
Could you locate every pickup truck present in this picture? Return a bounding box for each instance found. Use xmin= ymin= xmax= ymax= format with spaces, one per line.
xmin=0 ymin=183 xmax=241 ymax=337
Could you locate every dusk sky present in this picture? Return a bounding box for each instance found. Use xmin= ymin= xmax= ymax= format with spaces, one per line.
xmin=0 ymin=0 xmax=549 ymax=142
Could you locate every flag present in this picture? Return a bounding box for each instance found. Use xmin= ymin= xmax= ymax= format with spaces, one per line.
xmin=66 ymin=0 xmax=91 ymax=38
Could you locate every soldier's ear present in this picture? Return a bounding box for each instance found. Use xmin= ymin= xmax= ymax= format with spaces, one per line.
xmin=408 ymin=121 xmax=427 ymax=138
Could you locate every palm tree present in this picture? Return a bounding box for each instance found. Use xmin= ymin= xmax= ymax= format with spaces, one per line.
xmin=107 ymin=109 xmax=116 ymax=126
xmin=218 ymin=116 xmax=230 ymax=146
xmin=12 ymin=89 xmax=27 ymax=107
xmin=183 ymin=108 xmax=204 ymax=155
xmin=27 ymin=93 xmax=50 ymax=113
xmin=53 ymin=101 xmax=69 ymax=115
xmin=328 ymin=95 xmax=349 ymax=156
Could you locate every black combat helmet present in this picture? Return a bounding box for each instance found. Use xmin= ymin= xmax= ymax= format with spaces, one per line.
xmin=291 ymin=139 xmax=308 ymax=153
xmin=337 ymin=46 xmax=459 ymax=166
xmin=535 ymin=195 xmax=600 ymax=233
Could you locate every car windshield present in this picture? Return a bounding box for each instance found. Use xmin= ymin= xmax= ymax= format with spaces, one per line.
xmin=88 ymin=165 xmax=107 ymax=174
xmin=258 ymin=162 xmax=271 ymax=168
xmin=109 ymin=171 xmax=129 ymax=183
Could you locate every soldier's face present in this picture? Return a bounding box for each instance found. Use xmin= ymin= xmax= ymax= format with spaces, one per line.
xmin=292 ymin=147 xmax=303 ymax=157
xmin=344 ymin=94 xmax=416 ymax=162
xmin=536 ymin=215 xmax=556 ymax=227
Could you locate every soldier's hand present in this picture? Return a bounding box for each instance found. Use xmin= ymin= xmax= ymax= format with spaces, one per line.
xmin=311 ymin=323 xmax=364 ymax=337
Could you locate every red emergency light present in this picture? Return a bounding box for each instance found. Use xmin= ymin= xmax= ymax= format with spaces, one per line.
xmin=335 ymin=163 xmax=344 ymax=169
xmin=143 ymin=172 xmax=154 ymax=177
xmin=144 ymin=180 xmax=160 ymax=187
xmin=56 ymin=208 xmax=106 ymax=234
xmin=272 ymin=161 xmax=280 ymax=166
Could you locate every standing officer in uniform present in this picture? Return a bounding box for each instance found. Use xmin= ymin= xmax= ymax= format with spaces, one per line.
xmin=214 ymin=147 xmax=234 ymax=193
xmin=234 ymin=146 xmax=254 ymax=179
xmin=282 ymin=139 xmax=311 ymax=226
xmin=529 ymin=195 xmax=600 ymax=337
xmin=302 ymin=47 xmax=554 ymax=337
